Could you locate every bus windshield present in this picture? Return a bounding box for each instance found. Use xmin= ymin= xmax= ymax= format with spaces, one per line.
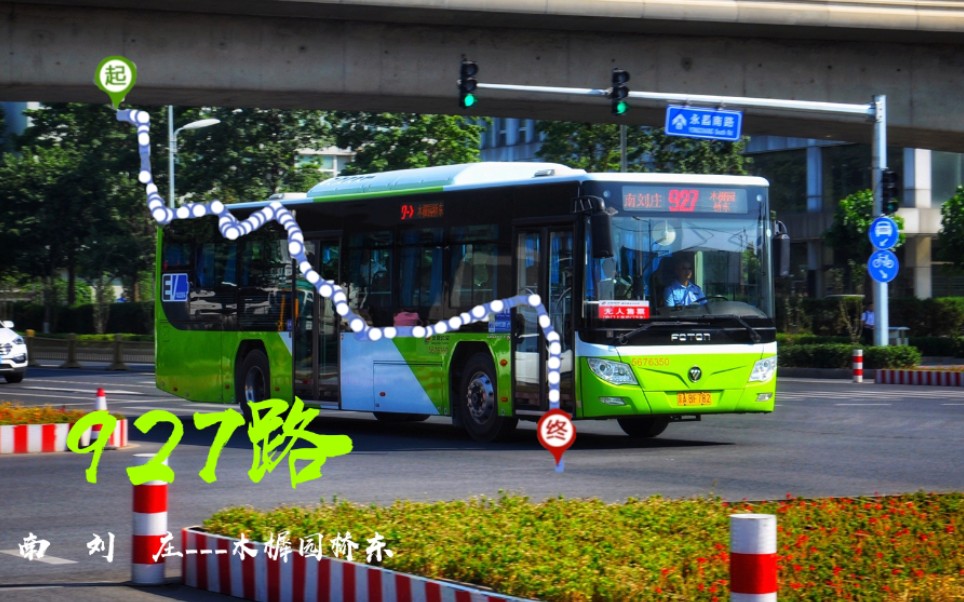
xmin=583 ymin=181 xmax=774 ymax=329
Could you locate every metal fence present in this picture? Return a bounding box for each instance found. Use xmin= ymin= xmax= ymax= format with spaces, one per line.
xmin=26 ymin=333 xmax=154 ymax=370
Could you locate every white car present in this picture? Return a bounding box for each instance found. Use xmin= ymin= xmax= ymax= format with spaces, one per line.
xmin=0 ymin=320 xmax=28 ymax=383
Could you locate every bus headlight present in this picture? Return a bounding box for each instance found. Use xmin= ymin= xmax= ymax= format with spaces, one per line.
xmin=587 ymin=358 xmax=639 ymax=386
xmin=749 ymin=357 xmax=777 ymax=383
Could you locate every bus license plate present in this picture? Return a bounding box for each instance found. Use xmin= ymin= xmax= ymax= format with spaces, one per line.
xmin=676 ymin=392 xmax=711 ymax=406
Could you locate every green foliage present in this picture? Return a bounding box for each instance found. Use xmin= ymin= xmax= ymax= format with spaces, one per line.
xmin=778 ymin=344 xmax=855 ymax=369
xmin=331 ymin=113 xmax=485 ymax=175
xmin=0 ymin=103 xmax=159 ymax=306
xmin=778 ymin=343 xmax=919 ymax=369
xmin=890 ymin=297 xmax=964 ymax=337
xmin=201 ymin=492 xmax=964 ymax=601
xmin=535 ymin=122 xmax=749 ymax=174
xmin=175 ymin=107 xmax=331 ymax=202
xmin=908 ymin=336 xmax=964 ymax=358
xmin=824 ymin=189 xmax=905 ymax=267
xmin=862 ymin=345 xmax=922 ymax=369
xmin=937 ymin=185 xmax=964 ymax=269
xmin=9 ymin=301 xmax=153 ymax=335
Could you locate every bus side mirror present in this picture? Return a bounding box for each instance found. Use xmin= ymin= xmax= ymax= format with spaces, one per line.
xmin=575 ymin=195 xmax=615 ymax=259
xmin=773 ymin=220 xmax=790 ymax=277
xmin=591 ymin=211 xmax=614 ymax=259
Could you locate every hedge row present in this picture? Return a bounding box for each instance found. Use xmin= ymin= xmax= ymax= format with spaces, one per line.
xmin=778 ymin=296 xmax=964 ymax=338
xmin=6 ymin=301 xmax=153 ymax=335
xmin=778 ymin=344 xmax=921 ymax=369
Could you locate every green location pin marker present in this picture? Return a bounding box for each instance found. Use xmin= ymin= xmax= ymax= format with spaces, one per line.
xmin=94 ymin=55 xmax=137 ymax=109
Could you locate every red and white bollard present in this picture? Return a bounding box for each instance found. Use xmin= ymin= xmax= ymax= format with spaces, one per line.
xmin=132 ymin=454 xmax=168 ymax=585
xmin=91 ymin=388 xmax=108 ymax=443
xmin=853 ymin=348 xmax=864 ymax=383
xmin=730 ymin=513 xmax=777 ymax=602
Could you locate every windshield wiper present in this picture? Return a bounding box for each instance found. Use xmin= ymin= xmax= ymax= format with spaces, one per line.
xmin=693 ymin=313 xmax=762 ymax=343
xmin=614 ymin=318 xmax=700 ymax=345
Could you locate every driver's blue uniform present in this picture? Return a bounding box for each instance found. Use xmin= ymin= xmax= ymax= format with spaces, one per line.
xmin=664 ymin=281 xmax=705 ymax=307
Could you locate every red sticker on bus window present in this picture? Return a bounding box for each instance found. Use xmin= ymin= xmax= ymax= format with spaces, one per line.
xmin=597 ymin=300 xmax=650 ymax=320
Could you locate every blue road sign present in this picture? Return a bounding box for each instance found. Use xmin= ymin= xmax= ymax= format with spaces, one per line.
xmin=665 ymin=106 xmax=743 ymax=142
xmin=162 ymin=273 xmax=189 ymax=302
xmin=869 ymin=216 xmax=899 ymax=250
xmin=868 ymin=249 xmax=899 ymax=283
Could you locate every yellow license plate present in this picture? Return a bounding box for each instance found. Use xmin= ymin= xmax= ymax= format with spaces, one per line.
xmin=676 ymin=392 xmax=712 ymax=406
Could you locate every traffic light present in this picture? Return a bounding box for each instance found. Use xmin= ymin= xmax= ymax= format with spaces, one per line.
xmin=459 ymin=59 xmax=478 ymax=109
xmin=882 ymin=168 xmax=900 ymax=214
xmin=610 ymin=68 xmax=629 ymax=115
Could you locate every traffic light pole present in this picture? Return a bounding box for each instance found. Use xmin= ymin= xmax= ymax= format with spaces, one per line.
xmin=472 ymin=79 xmax=889 ymax=343
xmin=872 ymin=95 xmax=889 ymax=347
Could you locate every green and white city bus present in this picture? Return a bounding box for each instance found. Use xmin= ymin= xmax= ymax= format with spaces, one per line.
xmin=156 ymin=162 xmax=783 ymax=441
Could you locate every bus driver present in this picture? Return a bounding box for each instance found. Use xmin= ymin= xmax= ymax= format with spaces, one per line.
xmin=664 ymin=256 xmax=705 ymax=307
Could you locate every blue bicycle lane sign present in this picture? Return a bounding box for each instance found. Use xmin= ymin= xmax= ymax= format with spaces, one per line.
xmin=868 ymin=249 xmax=899 ymax=283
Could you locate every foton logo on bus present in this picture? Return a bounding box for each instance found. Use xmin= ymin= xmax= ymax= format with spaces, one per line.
xmin=671 ymin=332 xmax=712 ymax=342
xmin=598 ymin=300 xmax=650 ymax=320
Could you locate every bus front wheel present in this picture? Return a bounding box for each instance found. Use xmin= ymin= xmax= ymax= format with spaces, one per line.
xmin=237 ymin=349 xmax=270 ymax=424
xmin=459 ymin=353 xmax=517 ymax=442
xmin=617 ymin=416 xmax=670 ymax=438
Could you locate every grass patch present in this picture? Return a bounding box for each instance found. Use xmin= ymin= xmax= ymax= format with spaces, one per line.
xmin=203 ymin=491 xmax=963 ymax=601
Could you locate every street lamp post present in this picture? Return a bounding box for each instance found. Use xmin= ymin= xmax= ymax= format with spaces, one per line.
xmin=168 ymin=106 xmax=221 ymax=208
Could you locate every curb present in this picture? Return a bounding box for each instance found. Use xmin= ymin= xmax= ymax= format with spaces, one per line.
xmin=182 ymin=528 xmax=537 ymax=602
xmin=0 ymin=422 xmax=88 ymax=454
xmin=876 ymin=369 xmax=964 ymax=386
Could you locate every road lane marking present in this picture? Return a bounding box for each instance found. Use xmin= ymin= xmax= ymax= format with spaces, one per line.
xmin=0 ymin=550 xmax=77 ymax=565
xmin=23 ymin=386 xmax=145 ymax=395
xmin=834 ymin=403 xmax=892 ymax=406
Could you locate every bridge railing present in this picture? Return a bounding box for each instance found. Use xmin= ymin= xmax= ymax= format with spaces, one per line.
xmin=25 ymin=331 xmax=155 ymax=370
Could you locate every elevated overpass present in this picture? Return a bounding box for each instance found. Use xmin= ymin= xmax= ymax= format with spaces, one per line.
xmin=2 ymin=1 xmax=963 ymax=150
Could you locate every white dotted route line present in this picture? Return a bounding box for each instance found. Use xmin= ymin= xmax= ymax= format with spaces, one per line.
xmin=117 ymin=109 xmax=564 ymax=408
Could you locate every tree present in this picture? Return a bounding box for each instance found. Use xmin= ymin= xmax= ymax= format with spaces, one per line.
xmin=937 ymin=185 xmax=964 ymax=270
xmin=0 ymin=103 xmax=162 ymax=316
xmin=535 ymin=122 xmax=749 ymax=174
xmin=174 ymin=107 xmax=331 ymax=203
xmin=331 ymin=113 xmax=485 ymax=175
xmin=824 ymin=189 xmax=904 ymax=290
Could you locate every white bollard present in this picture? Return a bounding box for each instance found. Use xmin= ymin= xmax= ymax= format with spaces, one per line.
xmin=132 ymin=454 xmax=168 ymax=585
xmin=730 ymin=513 xmax=777 ymax=601
xmin=90 ymin=388 xmax=108 ymax=442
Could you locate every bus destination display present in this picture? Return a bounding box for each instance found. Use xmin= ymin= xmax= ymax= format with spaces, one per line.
xmin=400 ymin=201 xmax=445 ymax=221
xmin=622 ymin=186 xmax=748 ymax=214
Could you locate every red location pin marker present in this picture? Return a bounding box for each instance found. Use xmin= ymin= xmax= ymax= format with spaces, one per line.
xmin=537 ymin=408 xmax=576 ymax=472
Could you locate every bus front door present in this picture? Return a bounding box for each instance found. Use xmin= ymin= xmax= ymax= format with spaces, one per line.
xmin=513 ymin=227 xmax=575 ymax=413
xmin=293 ymin=238 xmax=341 ymax=403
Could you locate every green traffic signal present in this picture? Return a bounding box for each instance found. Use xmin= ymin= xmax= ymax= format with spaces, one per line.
xmin=459 ymin=59 xmax=478 ymax=109
xmin=610 ymin=68 xmax=630 ymax=116
xmin=881 ymin=168 xmax=900 ymax=215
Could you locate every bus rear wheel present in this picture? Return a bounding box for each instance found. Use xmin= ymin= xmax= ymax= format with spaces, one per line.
xmin=459 ymin=353 xmax=517 ymax=442
xmin=617 ymin=416 xmax=670 ymax=438
xmin=237 ymin=349 xmax=270 ymax=424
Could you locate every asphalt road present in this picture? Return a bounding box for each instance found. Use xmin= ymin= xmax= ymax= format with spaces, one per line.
xmin=1 ymin=366 xmax=961 ymax=600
